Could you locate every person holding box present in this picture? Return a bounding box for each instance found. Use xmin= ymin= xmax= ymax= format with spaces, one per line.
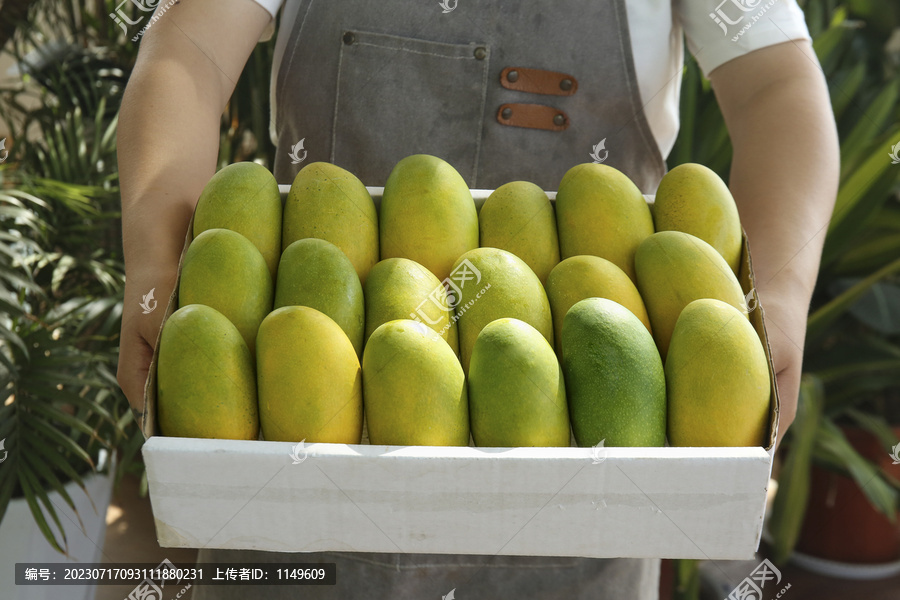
xmin=117 ymin=0 xmax=838 ymax=597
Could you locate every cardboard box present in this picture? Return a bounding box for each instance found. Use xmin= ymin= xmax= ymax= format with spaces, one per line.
xmin=141 ymin=187 xmax=780 ymax=560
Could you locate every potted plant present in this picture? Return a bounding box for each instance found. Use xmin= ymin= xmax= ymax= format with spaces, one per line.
xmin=0 ymin=169 xmax=130 ymax=598
xmin=0 ymin=4 xmax=137 ymax=594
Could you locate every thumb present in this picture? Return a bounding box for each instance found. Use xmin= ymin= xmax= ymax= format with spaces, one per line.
xmin=117 ymin=311 xmax=156 ymax=427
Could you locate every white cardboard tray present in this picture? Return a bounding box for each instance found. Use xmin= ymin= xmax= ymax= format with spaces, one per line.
xmin=141 ymin=186 xmax=779 ymax=560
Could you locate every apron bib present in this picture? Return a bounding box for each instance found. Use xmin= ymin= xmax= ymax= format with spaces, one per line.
xmin=272 ymin=0 xmax=665 ymax=192
xmin=195 ymin=3 xmax=664 ymax=598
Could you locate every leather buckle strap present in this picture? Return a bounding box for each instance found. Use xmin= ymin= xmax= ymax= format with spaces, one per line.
xmin=500 ymin=67 xmax=578 ymax=96
xmin=497 ymin=103 xmax=569 ymax=131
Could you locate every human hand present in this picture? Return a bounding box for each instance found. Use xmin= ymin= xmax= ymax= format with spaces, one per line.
xmin=117 ymin=264 xmax=178 ymax=433
xmin=755 ymin=283 xmax=810 ymax=450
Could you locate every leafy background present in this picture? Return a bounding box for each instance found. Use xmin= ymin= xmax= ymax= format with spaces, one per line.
xmin=0 ymin=0 xmax=897 ymax=578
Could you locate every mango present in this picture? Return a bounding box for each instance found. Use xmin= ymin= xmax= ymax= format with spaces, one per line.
xmin=363 ymin=319 xmax=468 ymax=446
xmin=158 ymin=304 xmax=258 ymax=440
xmin=546 ymin=255 xmax=651 ymax=353
xmin=555 ymin=163 xmax=654 ymax=282
xmin=256 ymin=306 xmax=362 ymax=443
xmin=635 ymin=231 xmax=747 ymax=359
xmin=380 ymin=154 xmax=478 ymax=281
xmin=283 ymin=162 xmax=378 ymax=284
xmin=364 ymin=257 xmax=458 ymax=354
xmin=275 ymin=238 xmax=364 ymax=356
xmin=561 ymin=298 xmax=666 ymax=447
xmin=451 ymin=248 xmax=553 ymax=374
xmin=468 ymin=318 xmax=569 ymax=447
xmin=666 ymin=299 xmax=770 ymax=447
xmin=178 ymin=228 xmax=273 ymax=354
xmin=193 ymin=161 xmax=282 ymax=279
xmin=479 ymin=181 xmax=559 ymax=284
xmin=654 ymin=163 xmax=743 ymax=274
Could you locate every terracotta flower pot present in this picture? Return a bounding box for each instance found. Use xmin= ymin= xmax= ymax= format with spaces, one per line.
xmin=795 ymin=426 xmax=900 ymax=564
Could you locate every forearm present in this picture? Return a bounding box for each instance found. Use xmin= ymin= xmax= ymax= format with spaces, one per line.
xmin=115 ymin=0 xmax=274 ymax=411
xmin=118 ymin=0 xmax=267 ymax=277
xmin=724 ymin=66 xmax=838 ymax=315
xmin=118 ymin=65 xmax=224 ymax=278
xmin=711 ymin=40 xmax=839 ymax=437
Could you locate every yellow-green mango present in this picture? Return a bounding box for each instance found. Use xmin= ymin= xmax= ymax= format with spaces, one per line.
xmin=275 ymin=238 xmax=364 ymax=356
xmin=283 ymin=162 xmax=378 ymax=284
xmin=364 ymin=257 xmax=458 ymax=355
xmin=158 ymin=304 xmax=258 ymax=440
xmin=654 ymin=163 xmax=743 ymax=274
xmin=479 ymin=181 xmax=560 ymax=284
xmin=468 ymin=318 xmax=569 ymax=447
xmin=451 ymin=248 xmax=553 ymax=374
xmin=635 ymin=231 xmax=747 ymax=359
xmin=666 ymin=299 xmax=770 ymax=447
xmin=380 ymin=154 xmax=478 ymax=281
xmin=561 ymin=298 xmax=666 ymax=447
xmin=178 ymin=228 xmax=273 ymax=354
xmin=546 ymin=255 xmax=651 ymax=353
xmin=555 ymin=163 xmax=654 ymax=282
xmin=193 ymin=162 xmax=282 ymax=279
xmin=256 ymin=306 xmax=362 ymax=443
xmin=363 ymin=319 xmax=468 ymax=446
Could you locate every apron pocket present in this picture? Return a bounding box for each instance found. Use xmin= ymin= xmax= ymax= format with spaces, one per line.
xmin=332 ymin=30 xmax=489 ymax=186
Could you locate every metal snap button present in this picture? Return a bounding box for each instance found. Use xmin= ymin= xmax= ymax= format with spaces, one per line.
xmin=474 ymin=47 xmax=487 ymax=60
xmin=507 ymin=70 xmax=519 ymax=83
xmin=560 ymin=78 xmax=573 ymax=91
xmin=501 ymin=107 xmax=512 ymax=120
xmin=553 ymin=114 xmax=566 ymax=126
xmin=343 ymin=31 xmax=356 ymax=45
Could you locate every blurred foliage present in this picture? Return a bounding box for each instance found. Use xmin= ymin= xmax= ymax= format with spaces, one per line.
xmin=0 ymin=0 xmax=276 ymax=554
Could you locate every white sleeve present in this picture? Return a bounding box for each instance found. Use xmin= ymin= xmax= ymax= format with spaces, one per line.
xmin=247 ymin=0 xmax=284 ymax=42
xmin=675 ymin=0 xmax=812 ymax=77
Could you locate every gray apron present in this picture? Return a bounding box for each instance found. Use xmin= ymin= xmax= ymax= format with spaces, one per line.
xmin=195 ymin=1 xmax=663 ymax=598
xmin=271 ymin=0 xmax=665 ymax=192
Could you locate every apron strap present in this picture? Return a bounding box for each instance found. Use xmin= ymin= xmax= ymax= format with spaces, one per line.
xmin=497 ymin=103 xmax=569 ymax=131
xmin=500 ymin=67 xmax=578 ymax=96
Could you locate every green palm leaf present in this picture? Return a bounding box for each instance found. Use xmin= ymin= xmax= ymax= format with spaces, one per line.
xmin=807 ymin=256 xmax=900 ymax=339
xmin=770 ymin=376 xmax=823 ymax=563
xmin=816 ymin=420 xmax=898 ymax=519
